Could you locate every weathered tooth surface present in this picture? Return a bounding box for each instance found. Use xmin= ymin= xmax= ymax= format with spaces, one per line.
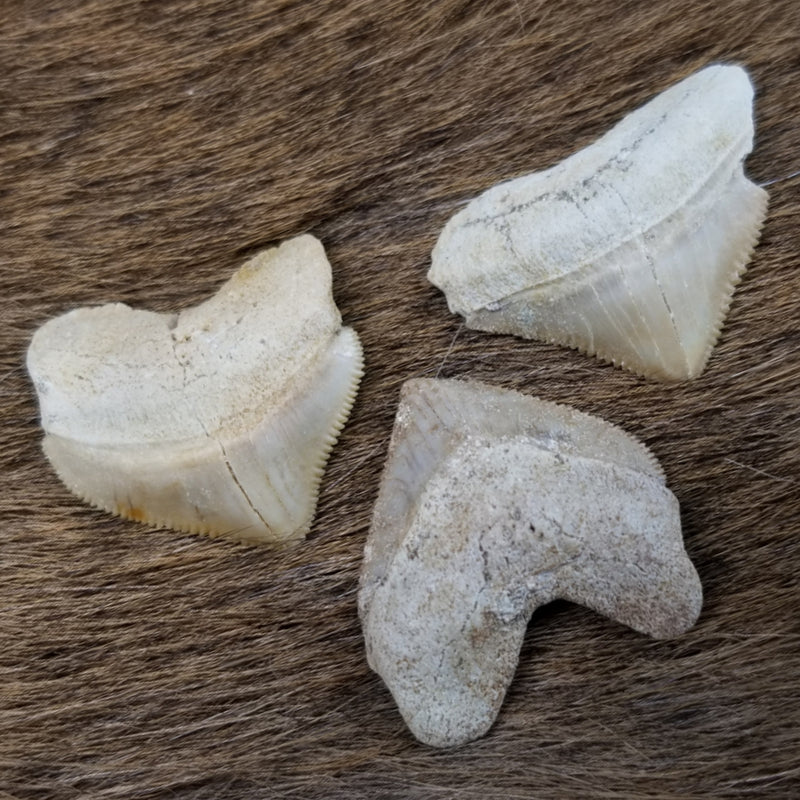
xmin=429 ymin=64 xmax=768 ymax=381
xmin=359 ymin=379 xmax=702 ymax=747
xmin=27 ymin=234 xmax=363 ymax=544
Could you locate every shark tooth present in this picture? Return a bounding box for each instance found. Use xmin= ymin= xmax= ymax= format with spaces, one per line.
xmin=27 ymin=234 xmax=363 ymax=545
xmin=359 ymin=378 xmax=702 ymax=747
xmin=428 ymin=64 xmax=768 ymax=381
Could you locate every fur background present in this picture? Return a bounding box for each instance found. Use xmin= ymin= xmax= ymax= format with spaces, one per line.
xmin=1 ymin=1 xmax=798 ymax=797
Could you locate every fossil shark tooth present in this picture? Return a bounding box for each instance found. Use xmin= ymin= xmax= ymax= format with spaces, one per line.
xmin=27 ymin=234 xmax=363 ymax=545
xmin=428 ymin=64 xmax=768 ymax=381
xmin=359 ymin=378 xmax=702 ymax=748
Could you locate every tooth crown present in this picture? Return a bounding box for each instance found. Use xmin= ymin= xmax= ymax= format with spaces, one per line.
xmin=27 ymin=235 xmax=363 ymax=544
xmin=428 ymin=64 xmax=768 ymax=381
xmin=359 ymin=379 xmax=702 ymax=748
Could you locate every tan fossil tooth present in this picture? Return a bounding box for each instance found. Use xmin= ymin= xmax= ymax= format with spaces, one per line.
xmin=428 ymin=64 xmax=768 ymax=381
xmin=359 ymin=378 xmax=702 ymax=747
xmin=27 ymin=234 xmax=363 ymax=545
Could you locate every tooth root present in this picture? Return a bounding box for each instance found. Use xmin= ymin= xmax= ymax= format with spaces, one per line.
xmin=360 ymin=379 xmax=702 ymax=748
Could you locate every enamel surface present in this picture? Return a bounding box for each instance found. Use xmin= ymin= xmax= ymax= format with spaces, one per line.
xmin=359 ymin=379 xmax=702 ymax=747
xmin=27 ymin=235 xmax=363 ymax=544
xmin=429 ymin=64 xmax=768 ymax=381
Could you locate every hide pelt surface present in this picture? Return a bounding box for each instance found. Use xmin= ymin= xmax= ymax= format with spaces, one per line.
xmin=1 ymin=1 xmax=798 ymax=797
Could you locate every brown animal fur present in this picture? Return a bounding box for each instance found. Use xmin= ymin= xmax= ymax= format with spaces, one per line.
xmin=1 ymin=1 xmax=799 ymax=797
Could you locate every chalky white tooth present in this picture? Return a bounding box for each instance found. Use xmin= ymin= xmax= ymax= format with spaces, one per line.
xmin=360 ymin=379 xmax=701 ymax=747
xmin=429 ymin=64 xmax=768 ymax=381
xmin=27 ymin=234 xmax=363 ymax=544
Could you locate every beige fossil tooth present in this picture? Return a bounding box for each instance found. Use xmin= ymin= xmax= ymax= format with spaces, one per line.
xmin=429 ymin=64 xmax=768 ymax=381
xmin=27 ymin=234 xmax=363 ymax=545
xmin=359 ymin=379 xmax=702 ymax=747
